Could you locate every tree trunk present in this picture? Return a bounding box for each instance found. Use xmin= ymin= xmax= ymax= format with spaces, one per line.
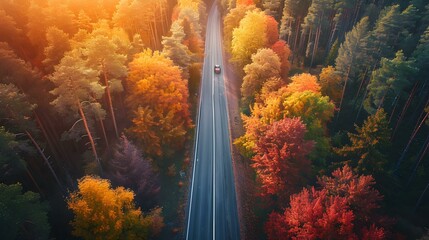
xmin=376 ymin=90 xmax=388 ymax=111
xmin=388 ymin=95 xmax=400 ymax=124
xmin=415 ymin=179 xmax=429 ymax=212
xmin=306 ymin=28 xmax=313 ymax=58
xmin=25 ymin=130 xmax=62 ymax=189
xmin=336 ymin=63 xmax=352 ymax=121
xmin=407 ymin=134 xmax=429 ymax=186
xmin=287 ymin=19 xmax=292 ymax=43
xmin=354 ymin=66 xmax=369 ymax=102
xmin=395 ymin=110 xmax=429 ymax=171
xmin=77 ymin=101 xmax=102 ymax=173
xmin=34 ymin=112 xmax=62 ymax=166
xmin=355 ymin=88 xmax=368 ymax=123
xmin=392 ymin=82 xmax=418 ymax=138
xmin=352 ymin=0 xmax=363 ymax=27
xmin=99 ymin=118 xmax=109 ymax=147
xmin=327 ymin=11 xmax=339 ymax=53
xmin=310 ymin=23 xmax=322 ymax=70
xmin=25 ymin=167 xmax=44 ymax=196
xmin=291 ymin=18 xmax=301 ymax=64
xmin=149 ymin=22 xmax=158 ymax=50
xmin=102 ymin=64 xmax=119 ymax=138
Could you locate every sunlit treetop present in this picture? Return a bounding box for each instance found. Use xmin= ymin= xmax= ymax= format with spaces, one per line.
xmin=67 ymin=176 xmax=163 ymax=239
xmin=286 ymin=73 xmax=321 ymax=94
xmin=236 ymin=0 xmax=255 ymax=6
xmin=232 ymin=9 xmax=268 ymax=65
xmin=126 ymin=49 xmax=192 ymax=157
xmin=223 ymin=4 xmax=256 ymax=53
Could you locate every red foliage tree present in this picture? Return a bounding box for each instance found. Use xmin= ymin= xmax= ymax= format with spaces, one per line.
xmin=266 ymin=187 xmax=356 ymax=240
xmin=362 ymin=225 xmax=386 ymax=240
xmin=318 ymin=165 xmax=389 ymax=235
xmin=318 ymin=165 xmax=383 ymax=222
xmin=251 ymin=118 xmax=313 ymax=198
xmin=271 ymin=40 xmax=291 ymax=80
xmin=266 ymin=166 xmax=390 ymax=239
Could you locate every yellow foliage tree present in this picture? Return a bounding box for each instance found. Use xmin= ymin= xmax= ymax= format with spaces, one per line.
xmin=231 ymin=9 xmax=268 ymax=66
xmin=178 ymin=0 xmax=201 ymax=11
xmin=223 ymin=4 xmax=256 ymax=53
xmin=67 ymin=176 xmax=164 ymax=240
xmin=319 ymin=66 xmax=343 ymax=104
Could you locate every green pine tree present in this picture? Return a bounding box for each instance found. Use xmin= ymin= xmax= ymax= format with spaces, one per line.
xmin=364 ymin=50 xmax=417 ymax=114
xmin=335 ymin=109 xmax=391 ymax=175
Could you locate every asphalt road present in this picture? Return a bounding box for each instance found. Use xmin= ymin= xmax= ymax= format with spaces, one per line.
xmin=185 ymin=4 xmax=240 ymax=240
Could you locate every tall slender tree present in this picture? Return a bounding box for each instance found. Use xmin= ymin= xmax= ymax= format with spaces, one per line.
xmin=85 ymin=33 xmax=127 ymax=138
xmin=301 ymin=0 xmax=333 ymax=68
xmin=49 ymin=50 xmax=105 ymax=172
xmin=262 ymin=0 xmax=281 ymax=20
xmin=279 ymin=0 xmax=311 ymax=61
xmin=162 ymin=20 xmax=191 ymax=78
xmin=0 ymin=83 xmax=62 ymax=187
xmin=335 ymin=17 xmax=370 ymax=119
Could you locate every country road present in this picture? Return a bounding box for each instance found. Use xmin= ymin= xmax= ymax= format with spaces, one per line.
xmin=185 ymin=3 xmax=240 ymax=240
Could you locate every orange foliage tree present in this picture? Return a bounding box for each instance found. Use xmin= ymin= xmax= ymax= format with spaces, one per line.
xmin=266 ymin=16 xmax=279 ymax=46
xmin=286 ymin=73 xmax=321 ymax=93
xmin=126 ymin=49 xmax=192 ymax=157
xmin=236 ymin=0 xmax=255 ymax=6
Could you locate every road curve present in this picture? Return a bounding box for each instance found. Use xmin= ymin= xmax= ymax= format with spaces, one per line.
xmin=186 ymin=3 xmax=240 ymax=240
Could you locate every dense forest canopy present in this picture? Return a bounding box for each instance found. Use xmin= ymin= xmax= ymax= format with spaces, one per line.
xmin=0 ymin=0 xmax=205 ymax=239
xmin=0 ymin=0 xmax=428 ymax=239
xmin=222 ymin=0 xmax=429 ymax=238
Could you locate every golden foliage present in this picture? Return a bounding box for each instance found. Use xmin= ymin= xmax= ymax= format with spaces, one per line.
xmin=319 ymin=66 xmax=342 ymax=104
xmin=231 ymin=9 xmax=267 ymax=66
xmin=126 ymin=49 xmax=192 ymax=157
xmin=67 ymin=176 xmax=164 ymax=240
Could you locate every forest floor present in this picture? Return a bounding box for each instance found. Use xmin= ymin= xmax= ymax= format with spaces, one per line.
xmin=223 ymin=51 xmax=261 ymax=240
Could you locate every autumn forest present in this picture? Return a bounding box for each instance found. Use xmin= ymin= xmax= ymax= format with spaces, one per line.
xmin=0 ymin=0 xmax=429 ymax=239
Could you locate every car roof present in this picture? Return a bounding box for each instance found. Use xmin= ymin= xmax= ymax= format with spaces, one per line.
xmin=215 ymin=64 xmax=220 ymax=67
